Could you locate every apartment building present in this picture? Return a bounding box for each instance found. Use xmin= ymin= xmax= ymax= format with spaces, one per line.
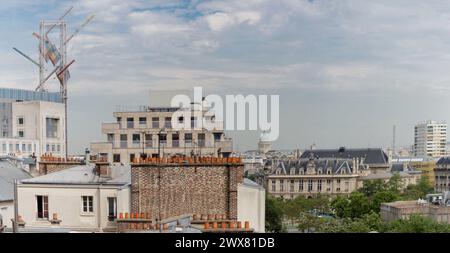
xmin=90 ymin=103 xmax=233 ymax=164
xmin=0 ymin=88 xmax=65 ymax=158
xmin=435 ymin=157 xmax=450 ymax=192
xmin=414 ymin=121 xmax=447 ymax=158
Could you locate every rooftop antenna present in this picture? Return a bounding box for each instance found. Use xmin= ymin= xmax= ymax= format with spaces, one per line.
xmin=393 ymin=125 xmax=396 ymax=157
xmin=12 ymin=6 xmax=95 ymax=159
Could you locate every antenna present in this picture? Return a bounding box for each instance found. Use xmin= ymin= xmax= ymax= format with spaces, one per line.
xmin=393 ymin=125 xmax=396 ymax=157
xmin=12 ymin=6 xmax=94 ymax=159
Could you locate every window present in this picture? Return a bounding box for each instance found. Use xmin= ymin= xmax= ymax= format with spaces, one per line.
xmin=145 ymin=134 xmax=152 ymax=148
xmin=120 ymin=134 xmax=127 ymax=148
xmin=52 ymin=144 xmax=55 ymax=152
xmin=318 ymin=180 xmax=322 ymax=192
xmin=2 ymin=144 xmax=6 ymax=152
xmin=132 ymin=134 xmax=140 ymax=145
xmin=191 ymin=116 xmax=196 ymax=129
xmin=290 ymin=180 xmax=295 ymax=192
xmin=279 ymin=180 xmax=284 ymax=192
xmin=18 ymin=130 xmax=24 ymax=138
xmin=82 ymin=196 xmax=94 ymax=213
xmin=17 ymin=117 xmax=24 ymax=125
xmin=198 ymin=133 xmax=205 ymax=147
xmin=28 ymin=144 xmax=32 ymax=152
xmin=172 ymin=133 xmax=179 ymax=147
xmin=164 ymin=117 xmax=171 ymax=128
xmin=152 ymin=117 xmax=159 ymax=128
xmin=127 ymin=118 xmax=134 ymax=128
xmin=16 ymin=144 xmax=19 ymax=152
xmin=159 ymin=134 xmax=167 ymax=144
xmin=113 ymin=154 xmax=121 ymax=163
xmin=139 ymin=117 xmax=146 ymax=127
xmin=46 ymin=118 xmax=59 ymax=138
xmin=22 ymin=144 xmax=26 ymax=152
xmin=213 ymin=133 xmax=221 ymax=142
xmin=308 ymin=180 xmax=313 ymax=192
xmin=36 ymin=195 xmax=48 ymax=219
xmin=272 ymin=180 xmax=276 ymax=192
xmin=130 ymin=154 xmax=135 ymax=163
xmin=185 ymin=133 xmax=192 ymax=144
xmin=107 ymin=197 xmax=117 ymax=221
xmin=107 ymin=134 xmax=114 ymax=143
xmin=299 ymin=180 xmax=304 ymax=192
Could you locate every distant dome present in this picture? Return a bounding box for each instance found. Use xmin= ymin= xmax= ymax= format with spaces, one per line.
xmin=259 ymin=132 xmax=272 ymax=142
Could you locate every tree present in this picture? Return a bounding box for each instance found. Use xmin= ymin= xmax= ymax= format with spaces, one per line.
xmin=331 ymin=196 xmax=350 ymax=218
xmin=383 ymin=214 xmax=450 ymax=233
xmin=347 ymin=192 xmax=371 ymax=219
xmin=359 ymin=179 xmax=386 ymax=197
xmin=401 ymin=175 xmax=434 ymax=200
xmin=386 ymin=173 xmax=403 ymax=194
xmin=370 ymin=191 xmax=398 ymax=213
xmin=265 ymin=195 xmax=284 ymax=232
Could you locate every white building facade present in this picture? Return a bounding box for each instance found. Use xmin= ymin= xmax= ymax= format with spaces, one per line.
xmin=0 ymin=88 xmax=65 ymax=158
xmin=414 ymin=121 xmax=447 ymax=158
xmin=17 ymin=165 xmax=130 ymax=232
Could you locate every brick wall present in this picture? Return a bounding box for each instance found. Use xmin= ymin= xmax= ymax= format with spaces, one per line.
xmin=131 ymin=163 xmax=244 ymax=220
xmin=39 ymin=161 xmax=82 ymax=175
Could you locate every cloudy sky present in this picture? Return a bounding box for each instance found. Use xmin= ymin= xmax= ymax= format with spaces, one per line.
xmin=1 ymin=0 xmax=450 ymax=154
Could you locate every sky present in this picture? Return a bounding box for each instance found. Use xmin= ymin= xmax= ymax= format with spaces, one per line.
xmin=1 ymin=0 xmax=450 ymax=154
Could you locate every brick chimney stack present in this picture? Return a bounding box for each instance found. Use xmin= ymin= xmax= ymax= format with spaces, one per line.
xmin=95 ymin=158 xmax=111 ymax=178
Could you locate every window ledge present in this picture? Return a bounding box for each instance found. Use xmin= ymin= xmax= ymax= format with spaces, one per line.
xmin=80 ymin=213 xmax=95 ymax=217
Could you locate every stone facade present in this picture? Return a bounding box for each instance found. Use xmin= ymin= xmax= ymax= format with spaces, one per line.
xmin=130 ymin=161 xmax=244 ymax=221
xmin=435 ymin=157 xmax=450 ymax=192
xmin=266 ymin=157 xmax=369 ymax=199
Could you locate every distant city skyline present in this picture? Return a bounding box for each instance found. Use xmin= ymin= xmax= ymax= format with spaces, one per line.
xmin=2 ymin=1 xmax=450 ymax=154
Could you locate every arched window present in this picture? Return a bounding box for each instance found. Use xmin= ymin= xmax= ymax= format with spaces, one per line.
xmin=327 ymin=168 xmax=332 ymax=175
xmin=318 ymin=168 xmax=323 ymax=175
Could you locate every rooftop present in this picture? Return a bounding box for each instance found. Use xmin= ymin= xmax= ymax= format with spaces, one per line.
xmin=0 ymin=87 xmax=62 ymax=103
xmin=0 ymin=160 xmax=32 ymax=202
xmin=300 ymin=148 xmax=389 ymax=165
xmin=20 ymin=164 xmax=130 ymax=186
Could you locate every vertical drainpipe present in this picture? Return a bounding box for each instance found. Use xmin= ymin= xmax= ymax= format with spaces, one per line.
xmin=97 ymin=184 xmax=102 ymax=232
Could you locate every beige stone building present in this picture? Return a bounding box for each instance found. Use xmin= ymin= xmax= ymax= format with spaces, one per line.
xmin=90 ymin=104 xmax=233 ymax=164
xmin=267 ymin=156 xmax=370 ymax=199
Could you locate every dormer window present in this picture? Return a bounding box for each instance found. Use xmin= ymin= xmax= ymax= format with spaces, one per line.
xmin=318 ymin=168 xmax=323 ymax=175
xmin=290 ymin=168 xmax=296 ymax=175
xmin=299 ymin=169 xmax=305 ymax=175
xmin=327 ymin=168 xmax=332 ymax=175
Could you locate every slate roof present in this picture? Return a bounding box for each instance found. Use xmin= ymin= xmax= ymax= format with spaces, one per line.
xmin=437 ymin=157 xmax=450 ymax=165
xmin=273 ymin=158 xmax=357 ymax=175
xmin=0 ymin=160 xmax=32 ymax=202
xmin=300 ymin=148 xmax=389 ymax=165
xmin=20 ymin=164 xmax=130 ymax=186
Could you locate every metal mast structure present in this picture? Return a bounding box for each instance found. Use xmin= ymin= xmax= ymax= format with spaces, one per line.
xmin=13 ymin=6 xmax=94 ymax=159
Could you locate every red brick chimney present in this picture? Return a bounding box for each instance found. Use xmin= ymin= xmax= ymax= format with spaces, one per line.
xmin=95 ymin=160 xmax=111 ymax=178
